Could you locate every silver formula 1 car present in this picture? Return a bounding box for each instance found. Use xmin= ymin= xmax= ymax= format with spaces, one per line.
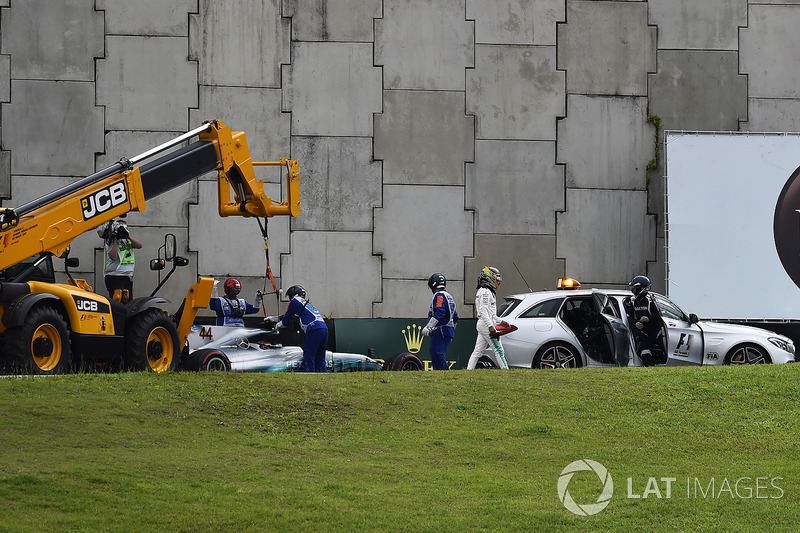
xmin=182 ymin=324 xmax=384 ymax=372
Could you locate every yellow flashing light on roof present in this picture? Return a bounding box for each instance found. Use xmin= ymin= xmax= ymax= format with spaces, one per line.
xmin=557 ymin=277 xmax=581 ymax=290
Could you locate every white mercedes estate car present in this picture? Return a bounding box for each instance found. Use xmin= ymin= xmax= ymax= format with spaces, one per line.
xmin=489 ymin=279 xmax=796 ymax=369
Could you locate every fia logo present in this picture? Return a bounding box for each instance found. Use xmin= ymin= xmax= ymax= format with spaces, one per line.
xmin=81 ymin=181 xmax=127 ymax=221
xmin=401 ymin=324 xmax=423 ymax=353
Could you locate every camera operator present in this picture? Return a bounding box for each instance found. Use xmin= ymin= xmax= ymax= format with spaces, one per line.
xmin=98 ymin=216 xmax=142 ymax=303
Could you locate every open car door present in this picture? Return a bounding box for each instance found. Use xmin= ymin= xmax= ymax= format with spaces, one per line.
xmin=652 ymin=294 xmax=705 ymax=366
xmin=593 ymin=291 xmax=631 ymax=366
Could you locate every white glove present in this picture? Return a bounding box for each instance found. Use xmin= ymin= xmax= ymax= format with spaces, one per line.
xmin=213 ymin=280 xmax=220 ymax=297
xmin=275 ymin=320 xmax=285 ymax=330
xmin=422 ymin=317 xmax=437 ymax=337
xmin=255 ymin=290 xmax=263 ymax=306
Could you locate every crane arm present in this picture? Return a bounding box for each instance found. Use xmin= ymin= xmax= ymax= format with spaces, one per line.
xmin=0 ymin=120 xmax=300 ymax=271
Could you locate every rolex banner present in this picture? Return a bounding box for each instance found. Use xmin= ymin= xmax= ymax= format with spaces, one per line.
xmin=333 ymin=318 xmax=479 ymax=370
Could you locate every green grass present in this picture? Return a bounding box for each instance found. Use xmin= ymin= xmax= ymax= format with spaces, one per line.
xmin=1 ymin=365 xmax=798 ymax=532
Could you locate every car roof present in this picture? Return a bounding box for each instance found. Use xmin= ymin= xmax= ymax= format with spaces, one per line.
xmin=502 ymin=287 xmax=632 ymax=300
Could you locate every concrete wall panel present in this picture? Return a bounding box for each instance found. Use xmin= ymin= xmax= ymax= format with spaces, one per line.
xmin=648 ymin=0 xmax=746 ymax=50
xmin=374 ymin=185 xmax=473 ymax=279
xmin=283 ymin=0 xmax=381 ymax=41
xmin=467 ymin=45 xmax=564 ymax=140
xmin=464 ymin=234 xmax=565 ymax=314
xmin=557 ymin=95 xmax=653 ymax=189
xmin=556 ymin=189 xmax=656 ymax=284
xmin=5 ymin=0 xmax=800 ymax=320
xmin=467 ymin=0 xmax=564 ymax=45
xmin=2 ymin=80 xmax=103 ymax=176
xmin=189 ymin=0 xmax=289 ymax=88
xmin=189 ymin=179 xmax=290 ymax=279
xmin=290 ymin=136 xmax=381 ymax=232
xmin=0 ymin=53 xmax=8 ymax=101
xmin=283 ymin=42 xmax=381 ymax=136
xmin=375 ymin=91 xmax=474 ymax=185
xmin=0 ymin=152 xmax=9 ymax=197
xmin=375 ymin=0 xmax=474 ymax=90
xmin=280 ymin=231 xmax=381 ymax=318
xmin=742 ymin=99 xmax=800 ymax=132
xmin=97 ymin=36 xmax=197 ymax=131
xmin=97 ymin=0 xmax=195 ymax=36
xmin=190 ymin=86 xmax=291 ymax=169
xmin=558 ymin=1 xmax=656 ymax=96
xmin=649 ymin=51 xmax=746 ymax=130
xmin=466 ymin=140 xmax=563 ymax=234
xmin=375 ymin=279 xmax=465 ymax=319
xmin=741 ymin=6 xmax=800 ymax=98
xmin=1 ymin=0 xmax=102 ymax=81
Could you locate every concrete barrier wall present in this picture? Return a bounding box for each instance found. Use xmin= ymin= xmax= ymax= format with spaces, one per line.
xmin=0 ymin=0 xmax=791 ymax=318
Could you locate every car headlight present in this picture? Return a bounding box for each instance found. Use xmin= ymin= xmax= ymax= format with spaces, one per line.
xmin=768 ymin=337 xmax=795 ymax=354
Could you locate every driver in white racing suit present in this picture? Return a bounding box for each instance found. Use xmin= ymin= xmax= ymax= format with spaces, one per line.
xmin=467 ymin=266 xmax=510 ymax=369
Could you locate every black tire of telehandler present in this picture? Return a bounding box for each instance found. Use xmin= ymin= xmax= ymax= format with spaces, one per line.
xmin=123 ymin=308 xmax=181 ymax=373
xmin=3 ymin=304 xmax=72 ymax=375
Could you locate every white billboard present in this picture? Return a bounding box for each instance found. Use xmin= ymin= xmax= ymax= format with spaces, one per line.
xmin=665 ymin=131 xmax=800 ymax=320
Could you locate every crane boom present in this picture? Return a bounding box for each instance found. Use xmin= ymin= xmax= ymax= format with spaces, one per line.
xmin=0 ymin=120 xmax=299 ymax=269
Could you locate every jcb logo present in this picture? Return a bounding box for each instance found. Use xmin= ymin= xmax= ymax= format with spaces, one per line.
xmin=76 ymin=299 xmax=99 ymax=312
xmin=72 ymin=295 xmax=110 ymax=314
xmin=81 ymin=181 xmax=127 ymax=220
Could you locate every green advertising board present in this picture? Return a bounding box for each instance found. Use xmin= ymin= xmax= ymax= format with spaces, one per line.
xmin=332 ymin=318 xmax=479 ymax=370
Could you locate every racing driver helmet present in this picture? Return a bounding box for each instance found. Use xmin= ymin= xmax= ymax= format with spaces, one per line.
xmin=477 ymin=266 xmax=502 ymax=292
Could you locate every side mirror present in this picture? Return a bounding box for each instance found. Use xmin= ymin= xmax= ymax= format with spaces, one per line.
xmin=689 ymin=313 xmax=699 ymax=324
xmin=150 ymin=258 xmax=166 ymax=271
xmin=174 ymin=256 xmax=189 ymax=267
xmin=65 ymin=257 xmax=80 ymax=268
xmin=165 ymin=233 xmax=177 ymax=262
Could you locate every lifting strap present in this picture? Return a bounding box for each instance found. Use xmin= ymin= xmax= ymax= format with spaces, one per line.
xmin=257 ymin=217 xmax=280 ymax=314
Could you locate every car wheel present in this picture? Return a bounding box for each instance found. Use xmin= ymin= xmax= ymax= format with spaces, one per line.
xmin=724 ymin=343 xmax=771 ymax=365
xmin=532 ymin=342 xmax=581 ymax=369
xmin=123 ymin=309 xmax=181 ymax=372
xmin=382 ymin=351 xmax=424 ymax=371
xmin=182 ymin=348 xmax=232 ymax=372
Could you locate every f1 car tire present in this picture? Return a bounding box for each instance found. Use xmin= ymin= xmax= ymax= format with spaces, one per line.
xmin=532 ymin=341 xmax=581 ymax=369
xmin=382 ymin=351 xmax=424 ymax=371
xmin=183 ymin=349 xmax=232 ymax=372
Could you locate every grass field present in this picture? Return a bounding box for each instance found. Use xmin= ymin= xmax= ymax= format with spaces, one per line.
xmin=1 ymin=364 xmax=798 ymax=532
